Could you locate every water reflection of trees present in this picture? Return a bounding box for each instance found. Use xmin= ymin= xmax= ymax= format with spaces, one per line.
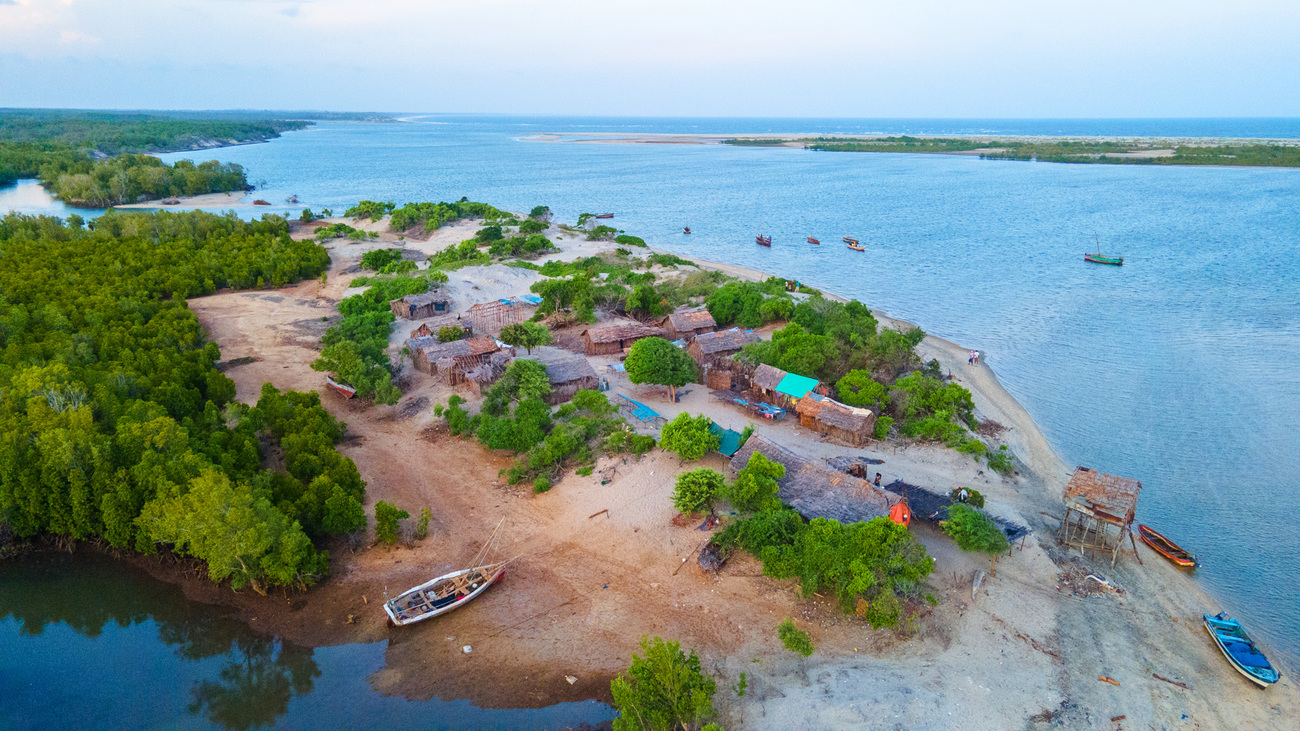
xmin=0 ymin=554 xmax=319 ymax=730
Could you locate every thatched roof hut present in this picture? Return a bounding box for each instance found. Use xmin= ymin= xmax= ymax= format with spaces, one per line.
xmin=659 ymin=309 xmax=717 ymax=340
xmin=390 ymin=290 xmax=452 ymax=320
xmin=581 ymin=323 xmax=666 ymax=356
xmin=729 ymin=437 xmax=899 ymax=523
xmin=521 ymin=353 xmax=599 ymax=404
xmin=412 ymin=336 xmax=500 ymax=375
xmin=796 ymin=394 xmax=875 ymax=446
xmin=685 ymin=328 xmax=761 ymax=366
xmin=1057 ymin=467 xmax=1142 ymax=567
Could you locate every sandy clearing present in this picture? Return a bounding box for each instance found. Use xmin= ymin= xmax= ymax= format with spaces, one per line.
xmin=115 ymin=191 xmax=258 ymax=209
xmin=182 ymin=221 xmax=1300 ymax=729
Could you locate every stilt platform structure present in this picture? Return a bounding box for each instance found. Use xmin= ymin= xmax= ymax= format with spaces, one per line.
xmin=1056 ymin=467 xmax=1141 ymax=568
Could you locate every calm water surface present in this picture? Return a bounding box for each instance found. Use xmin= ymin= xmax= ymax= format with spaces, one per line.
xmin=1 ymin=116 xmax=1297 ymax=700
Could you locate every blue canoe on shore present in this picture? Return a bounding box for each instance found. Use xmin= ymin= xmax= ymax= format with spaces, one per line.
xmin=1203 ymin=612 xmax=1280 ymax=688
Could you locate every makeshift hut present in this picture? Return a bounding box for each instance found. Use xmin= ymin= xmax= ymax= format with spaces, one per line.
xmin=412 ymin=336 xmax=501 ymax=377
xmin=522 ymin=353 xmax=599 ymax=404
xmin=752 ymin=364 xmax=822 ymax=407
xmin=796 ymin=394 xmax=876 ymax=446
xmin=1056 ymin=467 xmax=1141 ymax=568
xmin=460 ymin=352 xmax=513 ymax=397
xmin=685 ymin=328 xmax=761 ymax=368
xmin=466 ymin=297 xmax=539 ymax=336
xmin=729 ymin=437 xmax=899 ymax=523
xmin=659 ymin=309 xmax=717 ymax=341
xmin=410 ymin=317 xmax=473 ymax=341
xmin=390 ymin=291 xmax=452 ymax=320
xmin=581 ymin=323 xmax=667 ymax=356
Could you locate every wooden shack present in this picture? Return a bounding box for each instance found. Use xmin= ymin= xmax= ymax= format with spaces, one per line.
xmin=581 ymin=323 xmax=666 ymax=356
xmin=466 ymin=297 xmax=539 ymax=336
xmin=523 ymin=353 xmax=599 ymax=404
xmin=752 ymin=364 xmax=822 ymax=408
xmin=412 ymin=336 xmax=501 ymax=377
xmin=730 ymin=436 xmax=899 ymax=523
xmin=796 ymin=394 xmax=875 ymax=446
xmin=410 ymin=316 xmax=472 ymax=341
xmin=390 ymin=291 xmax=452 ymax=320
xmin=685 ymin=328 xmax=761 ymax=367
xmin=659 ymin=308 xmax=717 ymax=340
xmin=1056 ymin=467 xmax=1141 ymax=567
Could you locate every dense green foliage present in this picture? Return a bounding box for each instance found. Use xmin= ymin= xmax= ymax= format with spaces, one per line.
xmin=489 ymin=232 xmax=554 ymax=258
xmin=672 ymin=468 xmax=726 ymax=515
xmin=835 ymin=370 xmax=890 ymax=412
xmin=777 ymin=619 xmax=814 ymax=656
xmin=659 ymin=413 xmax=720 ymax=462
xmin=610 ymin=636 xmax=717 ymax=731
xmin=530 ymin=274 xmax=595 ymax=322
xmin=625 ymin=338 xmax=697 ymax=399
xmin=359 ymin=248 xmax=404 ymax=270
xmin=0 ymin=110 xmax=308 ymax=153
xmin=498 ymin=322 xmax=553 ymax=354
xmin=51 ymin=156 xmax=249 ymax=208
xmin=942 ymin=504 xmax=1009 ymax=574
xmin=0 ymin=209 xmax=355 ymax=591
xmin=437 ymin=325 xmax=466 ymax=342
xmin=374 ymin=501 xmax=408 ymax=545
xmin=345 ymin=200 xmax=395 ymax=221
xmin=387 ymin=199 xmax=507 ymax=234
xmin=313 ymin=274 xmax=436 ymax=403
xmin=315 ymin=222 xmax=374 ymax=241
xmin=614 ymin=234 xmax=647 ymax=247
xmin=724 ymin=452 xmax=784 ymax=513
xmin=427 ymin=240 xmax=491 ymax=271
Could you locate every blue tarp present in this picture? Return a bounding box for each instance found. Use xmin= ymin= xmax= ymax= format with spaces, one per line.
xmin=776 ymin=372 xmax=820 ymax=399
xmin=709 ymin=423 xmax=743 ymax=456
xmin=622 ymin=396 xmax=662 ymax=422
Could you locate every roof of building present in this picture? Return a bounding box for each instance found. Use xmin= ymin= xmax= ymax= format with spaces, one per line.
xmin=1063 ymin=467 xmax=1141 ymax=524
xmin=406 ymin=335 xmax=438 ymax=352
xmin=664 ymin=309 xmax=717 ymax=332
xmin=730 ymin=436 xmax=898 ymax=523
xmin=752 ymin=363 xmax=788 ymax=391
xmin=690 ymin=327 xmax=761 ymax=355
xmin=581 ymin=323 xmax=666 ymax=344
xmin=393 ymin=290 xmax=450 ymax=306
xmin=776 ymin=372 xmax=821 ymax=399
xmin=418 ymin=336 xmax=498 ymax=362
xmin=522 ymin=353 xmax=598 ymax=385
xmin=815 ymin=400 xmax=874 ymax=433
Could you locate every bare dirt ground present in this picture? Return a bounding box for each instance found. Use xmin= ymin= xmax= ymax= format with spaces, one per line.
xmin=182 ymin=224 xmax=1300 ymax=729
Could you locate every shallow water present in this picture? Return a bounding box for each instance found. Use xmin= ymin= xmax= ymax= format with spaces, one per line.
xmin=1 ymin=115 xmax=1298 ymax=682
xmin=0 ymin=552 xmax=615 ymax=730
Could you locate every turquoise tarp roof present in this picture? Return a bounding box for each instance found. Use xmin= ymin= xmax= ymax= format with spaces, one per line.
xmin=709 ymin=423 xmax=743 ymax=457
xmin=775 ymin=372 xmax=820 ymax=399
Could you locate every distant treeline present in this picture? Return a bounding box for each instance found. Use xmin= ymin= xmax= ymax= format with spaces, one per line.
xmin=722 ymin=135 xmax=1300 ymax=167
xmin=0 ymin=110 xmax=311 ymax=205
xmin=0 ymin=209 xmax=358 ymax=592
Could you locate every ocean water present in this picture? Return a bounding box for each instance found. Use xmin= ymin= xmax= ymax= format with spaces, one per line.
xmin=1 ymin=116 xmax=1298 ymax=706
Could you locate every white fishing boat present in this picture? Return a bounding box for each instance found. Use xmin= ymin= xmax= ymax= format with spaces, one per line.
xmin=383 ymin=519 xmax=511 ymax=627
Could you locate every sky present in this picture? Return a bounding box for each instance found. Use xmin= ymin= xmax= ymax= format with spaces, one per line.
xmin=1 ymin=0 xmax=1298 ymax=117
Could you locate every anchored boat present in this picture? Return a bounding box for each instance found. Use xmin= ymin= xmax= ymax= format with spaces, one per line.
xmin=807 ymin=236 xmax=820 ymax=245
xmin=843 ymin=237 xmax=860 ymax=245
xmin=1138 ymin=524 xmax=1197 ymax=568
xmin=1203 ymin=612 xmax=1280 ymax=687
xmin=683 ymin=227 xmax=691 ymax=234
xmin=1085 ymin=235 xmax=1123 ymax=265
xmin=756 ymin=234 xmax=772 ymax=247
xmin=384 ymin=520 xmax=510 ymax=627
xmin=594 ymin=213 xmax=614 ymax=219
xmin=846 ymin=241 xmax=865 ymax=251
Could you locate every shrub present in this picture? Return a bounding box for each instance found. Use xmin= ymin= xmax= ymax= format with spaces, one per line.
xmin=873 ymin=415 xmax=894 ymax=440
xmin=987 ymin=445 xmax=1014 ymax=474
xmin=942 ymin=504 xmax=1009 ymax=575
xmin=724 ymin=451 xmax=784 ymax=512
xmin=529 ymin=205 xmax=551 ymax=220
xmin=475 ymin=225 xmax=503 ymax=242
xmin=519 ymin=218 xmax=548 ymax=234
xmin=625 ymin=337 xmax=697 ymax=402
xmin=360 ymin=248 xmax=404 ymax=271
xmin=660 ymin=413 xmax=720 ymax=462
xmin=374 ymin=501 xmax=408 ymax=545
xmin=533 ymin=476 xmax=552 ymax=493
xmin=610 ymin=636 xmax=717 ymax=731
xmin=437 ymin=325 xmax=466 ymax=342
xmin=777 ymin=619 xmax=814 ymax=657
xmin=673 ymin=469 xmax=726 ymax=515
xmin=415 ymin=507 xmax=432 ymax=539
xmin=346 ymin=200 xmax=395 ymax=220
xmin=836 ymin=370 xmax=890 ymax=410
xmin=498 ymin=321 xmax=552 ymax=354
xmin=614 ymin=234 xmax=647 ymax=247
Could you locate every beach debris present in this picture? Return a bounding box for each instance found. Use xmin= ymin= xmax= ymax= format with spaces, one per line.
xmin=697 ymin=542 xmax=727 ymax=572
xmin=1085 ymin=574 xmax=1125 ymax=595
xmin=972 ymin=569 xmax=985 ymax=599
xmin=588 ymin=509 xmax=609 ymax=520
xmin=463 ymin=645 xmax=472 ymax=654
xmin=1152 ymin=673 xmax=1190 ymax=690
xmin=1098 ymin=676 xmax=1120 ymax=686
xmin=565 ymin=675 xmax=577 ymax=685
xmin=1111 ymin=715 xmax=1126 ymax=722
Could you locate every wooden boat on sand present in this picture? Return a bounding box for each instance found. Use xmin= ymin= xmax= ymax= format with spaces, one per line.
xmin=384 ymin=520 xmax=510 ymax=627
xmin=1138 ymin=524 xmax=1197 ymax=568
xmin=1203 ymin=612 xmax=1280 ymax=687
xmin=807 ymin=236 xmax=820 ymax=245
xmin=756 ymin=234 xmax=772 ymax=247
xmin=325 ymin=375 xmax=357 ymax=399
xmin=846 ymin=241 xmax=865 ymax=251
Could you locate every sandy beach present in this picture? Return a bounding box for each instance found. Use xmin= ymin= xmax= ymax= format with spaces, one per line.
xmin=166 ymin=215 xmax=1300 ymax=729
xmin=114 ymin=190 xmax=260 ymax=209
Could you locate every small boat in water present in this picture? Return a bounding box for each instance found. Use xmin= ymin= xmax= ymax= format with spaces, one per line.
xmin=594 ymin=213 xmax=614 ymax=219
xmin=843 ymin=237 xmax=860 ymax=245
xmin=1085 ymin=235 xmax=1123 ymax=265
xmin=1138 ymin=524 xmax=1197 ymax=568
xmin=1203 ymin=612 xmax=1280 ymax=687
xmin=846 ymin=241 xmax=865 ymax=251
xmin=756 ymin=234 xmax=772 ymax=247
xmin=807 ymin=236 xmax=820 ymax=245
xmin=683 ymin=227 xmax=691 ymax=234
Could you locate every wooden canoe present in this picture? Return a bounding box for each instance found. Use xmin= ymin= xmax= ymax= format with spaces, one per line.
xmin=846 ymin=242 xmax=864 ymax=251
xmin=756 ymin=235 xmax=772 ymax=247
xmin=1138 ymin=524 xmax=1197 ymax=568
xmin=594 ymin=213 xmax=614 ymax=219
xmin=1084 ymin=253 xmax=1123 ymax=265
xmin=807 ymin=236 xmax=820 ymax=245
xmin=1203 ymin=612 xmax=1280 ymax=687
xmin=842 ymin=237 xmax=859 ymax=245
xmin=385 ymin=562 xmax=506 ymax=626
xmin=325 ymin=375 xmax=357 ymax=399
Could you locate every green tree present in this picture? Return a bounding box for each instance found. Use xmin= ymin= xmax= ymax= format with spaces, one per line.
xmin=672 ymin=468 xmax=726 ymax=514
xmin=529 ymin=205 xmax=551 ymax=220
xmin=625 ymin=337 xmax=697 ymax=402
xmin=374 ymin=500 xmax=408 ymax=545
xmin=942 ymin=504 xmax=1009 ymax=575
xmin=660 ymin=413 xmax=720 ymax=462
xmin=610 ymin=636 xmax=717 ymax=731
xmin=483 ymin=359 xmax=553 ymax=416
xmin=437 ymin=325 xmax=466 ymax=342
xmin=626 ymin=284 xmax=665 ymax=319
xmin=725 ymin=451 xmax=785 ymax=512
xmin=498 ymin=321 xmax=553 ymax=354
xmin=835 ymin=370 xmax=889 ymax=411
xmin=741 ymin=323 xmax=840 ymax=381
xmin=777 ymin=619 xmax=814 ymax=656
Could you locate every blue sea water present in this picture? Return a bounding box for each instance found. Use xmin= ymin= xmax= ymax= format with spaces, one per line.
xmin=1 ymin=116 xmax=1299 ymax=721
